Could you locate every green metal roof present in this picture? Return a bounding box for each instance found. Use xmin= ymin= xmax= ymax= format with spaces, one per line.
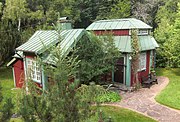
xmin=16 ymin=29 xmax=85 ymax=54
xmin=113 ymin=35 xmax=159 ymax=52
xmin=86 ymin=18 xmax=152 ymax=30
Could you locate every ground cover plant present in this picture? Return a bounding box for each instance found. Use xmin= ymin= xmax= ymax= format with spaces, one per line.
xmin=77 ymin=83 xmax=121 ymax=103
xmin=156 ymin=68 xmax=180 ymax=109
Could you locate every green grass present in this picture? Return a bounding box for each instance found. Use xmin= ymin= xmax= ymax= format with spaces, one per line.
xmin=0 ymin=67 xmax=14 ymax=99
xmin=156 ymin=68 xmax=180 ymax=110
xmin=10 ymin=106 xmax=156 ymax=122
xmin=86 ymin=106 xmax=156 ymax=122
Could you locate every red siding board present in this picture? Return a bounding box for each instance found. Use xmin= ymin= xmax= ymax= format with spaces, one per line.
xmin=25 ymin=55 xmax=35 ymax=59
xmin=94 ymin=30 xmax=129 ymax=36
xmin=13 ymin=60 xmax=24 ymax=88
xmin=131 ymin=51 xmax=151 ymax=86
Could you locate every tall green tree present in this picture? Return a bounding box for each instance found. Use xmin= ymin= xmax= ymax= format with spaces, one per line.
xmin=18 ymin=39 xmax=90 ymax=122
xmin=97 ymin=0 xmax=131 ymax=20
xmin=154 ymin=0 xmax=180 ymax=67
xmin=75 ymin=33 xmax=120 ymax=84
xmin=161 ymin=3 xmax=180 ymax=67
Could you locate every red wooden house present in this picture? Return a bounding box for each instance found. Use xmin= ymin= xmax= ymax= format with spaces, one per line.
xmin=8 ymin=18 xmax=159 ymax=89
xmin=86 ymin=18 xmax=159 ymax=87
xmin=7 ymin=17 xmax=87 ymax=89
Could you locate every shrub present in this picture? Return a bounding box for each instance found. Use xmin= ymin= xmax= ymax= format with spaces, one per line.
xmin=97 ymin=91 xmax=121 ymax=103
xmin=76 ymin=83 xmax=121 ymax=103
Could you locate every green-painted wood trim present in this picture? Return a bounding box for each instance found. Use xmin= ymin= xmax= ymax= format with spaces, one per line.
xmin=41 ymin=67 xmax=46 ymax=91
xmin=125 ymin=54 xmax=131 ymax=87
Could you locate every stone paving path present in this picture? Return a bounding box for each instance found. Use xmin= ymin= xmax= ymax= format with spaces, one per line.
xmin=107 ymin=76 xmax=180 ymax=122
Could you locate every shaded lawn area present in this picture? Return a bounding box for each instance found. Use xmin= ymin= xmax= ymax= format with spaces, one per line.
xmin=0 ymin=67 xmax=14 ymax=99
xmin=86 ymin=106 xmax=156 ymax=122
xmin=156 ymin=68 xmax=180 ymax=110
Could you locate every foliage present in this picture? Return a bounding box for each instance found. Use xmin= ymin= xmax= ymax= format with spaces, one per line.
xmin=97 ymin=91 xmax=121 ymax=103
xmin=155 ymin=68 xmax=180 ymax=109
xmin=0 ymin=2 xmax=2 ymax=14
xmin=77 ymin=83 xmax=121 ymax=103
xmin=0 ymin=24 xmax=21 ymax=66
xmin=86 ymin=106 xmax=157 ymax=122
xmin=0 ymin=71 xmax=14 ymax=122
xmin=3 ymin=0 xmax=28 ymax=21
xmin=96 ymin=0 xmax=131 ymax=20
xmin=131 ymin=0 xmax=160 ymax=26
xmin=77 ymin=83 xmax=106 ymax=103
xmin=154 ymin=1 xmax=180 ymax=67
xmin=0 ymin=98 xmax=14 ymax=122
xmin=131 ymin=29 xmax=140 ymax=86
xmin=18 ymin=33 xmax=93 ymax=122
xmin=75 ymin=33 xmax=120 ymax=84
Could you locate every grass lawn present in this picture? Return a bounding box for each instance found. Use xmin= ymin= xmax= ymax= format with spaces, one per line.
xmin=10 ymin=106 xmax=157 ymax=122
xmin=156 ymin=68 xmax=180 ymax=110
xmin=86 ymin=106 xmax=156 ymax=122
xmin=0 ymin=67 xmax=14 ymax=99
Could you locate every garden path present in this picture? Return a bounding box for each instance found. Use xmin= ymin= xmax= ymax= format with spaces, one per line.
xmin=107 ymin=76 xmax=180 ymax=122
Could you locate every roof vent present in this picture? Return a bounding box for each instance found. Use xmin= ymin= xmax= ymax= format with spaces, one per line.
xmin=57 ymin=17 xmax=72 ymax=30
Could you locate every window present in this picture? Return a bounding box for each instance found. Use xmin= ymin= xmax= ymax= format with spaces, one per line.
xmin=138 ymin=30 xmax=148 ymax=35
xmin=27 ymin=58 xmax=41 ymax=83
xmin=139 ymin=52 xmax=146 ymax=71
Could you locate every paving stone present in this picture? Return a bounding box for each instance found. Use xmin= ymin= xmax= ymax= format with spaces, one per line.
xmin=147 ymin=110 xmax=161 ymax=117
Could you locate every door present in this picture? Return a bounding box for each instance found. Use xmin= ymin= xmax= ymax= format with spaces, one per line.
xmin=114 ymin=57 xmax=124 ymax=83
xmin=14 ymin=60 xmax=24 ymax=88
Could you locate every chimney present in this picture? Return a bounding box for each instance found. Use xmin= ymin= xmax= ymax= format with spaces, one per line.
xmin=57 ymin=17 xmax=72 ymax=30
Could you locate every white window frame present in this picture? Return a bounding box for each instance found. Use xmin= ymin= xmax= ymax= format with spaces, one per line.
xmin=139 ymin=52 xmax=146 ymax=71
xmin=138 ymin=30 xmax=148 ymax=35
xmin=27 ymin=58 xmax=41 ymax=83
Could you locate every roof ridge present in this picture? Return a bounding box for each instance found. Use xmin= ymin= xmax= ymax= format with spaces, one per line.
xmin=96 ymin=18 xmax=137 ymax=23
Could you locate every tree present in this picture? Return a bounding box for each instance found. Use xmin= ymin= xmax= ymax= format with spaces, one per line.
xmin=97 ymin=0 xmax=131 ymax=20
xmin=131 ymin=0 xmax=160 ymax=27
xmin=154 ymin=0 xmax=180 ymax=67
xmin=0 ymin=82 xmax=14 ymax=122
xmin=74 ymin=33 xmax=120 ymax=84
xmin=18 ymin=33 xmax=91 ymax=122
xmin=161 ymin=3 xmax=180 ymax=67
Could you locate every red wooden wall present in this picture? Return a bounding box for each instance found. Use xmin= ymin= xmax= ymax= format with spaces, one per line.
xmin=94 ymin=30 xmax=129 ymax=36
xmin=131 ymin=51 xmax=150 ymax=86
xmin=13 ymin=60 xmax=24 ymax=88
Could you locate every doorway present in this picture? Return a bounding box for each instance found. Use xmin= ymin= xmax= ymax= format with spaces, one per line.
xmin=114 ymin=57 xmax=124 ymax=83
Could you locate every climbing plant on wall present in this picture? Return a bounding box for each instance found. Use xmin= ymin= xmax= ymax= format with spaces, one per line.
xmin=131 ymin=29 xmax=140 ymax=88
